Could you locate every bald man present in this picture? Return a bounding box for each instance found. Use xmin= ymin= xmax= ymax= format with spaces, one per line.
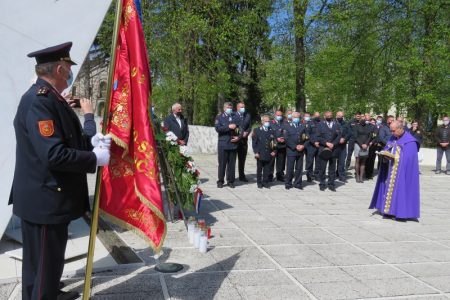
xmin=370 ymin=121 xmax=420 ymax=220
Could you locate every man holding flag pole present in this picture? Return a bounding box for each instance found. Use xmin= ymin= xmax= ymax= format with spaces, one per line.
xmin=10 ymin=41 xmax=112 ymax=299
xmin=83 ymin=0 xmax=167 ymax=298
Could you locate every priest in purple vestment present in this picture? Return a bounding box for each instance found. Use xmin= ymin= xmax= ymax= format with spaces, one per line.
xmin=369 ymin=121 xmax=420 ymax=220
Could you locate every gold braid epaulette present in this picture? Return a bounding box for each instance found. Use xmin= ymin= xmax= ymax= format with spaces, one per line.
xmin=384 ymin=145 xmax=401 ymax=214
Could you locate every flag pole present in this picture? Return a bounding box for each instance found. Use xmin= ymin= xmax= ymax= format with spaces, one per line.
xmin=82 ymin=0 xmax=123 ymax=298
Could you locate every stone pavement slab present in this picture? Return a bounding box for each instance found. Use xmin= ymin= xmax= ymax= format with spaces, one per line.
xmin=2 ymin=154 xmax=450 ymax=299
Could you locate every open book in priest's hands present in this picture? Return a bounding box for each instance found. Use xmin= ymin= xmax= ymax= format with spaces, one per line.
xmin=376 ymin=150 xmax=396 ymax=160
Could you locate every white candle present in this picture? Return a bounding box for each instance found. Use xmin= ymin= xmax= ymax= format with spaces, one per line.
xmin=199 ymin=235 xmax=208 ymax=253
xmin=194 ymin=226 xmax=201 ymax=249
xmin=188 ymin=223 xmax=195 ymax=244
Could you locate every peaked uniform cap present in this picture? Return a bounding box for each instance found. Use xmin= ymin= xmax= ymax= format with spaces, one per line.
xmin=27 ymin=42 xmax=77 ymax=65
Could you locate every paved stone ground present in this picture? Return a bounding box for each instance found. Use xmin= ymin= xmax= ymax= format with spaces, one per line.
xmin=2 ymin=154 xmax=450 ymax=299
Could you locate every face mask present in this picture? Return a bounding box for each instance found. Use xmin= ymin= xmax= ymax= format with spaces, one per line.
xmin=293 ymin=117 xmax=300 ymax=124
xmin=276 ymin=116 xmax=283 ymax=121
xmin=376 ymin=120 xmax=382 ymax=125
xmin=444 ymin=121 xmax=449 ymax=126
xmin=225 ymin=108 xmax=232 ymax=115
xmin=287 ymin=114 xmax=292 ymax=120
xmin=314 ymin=117 xmax=320 ymax=122
xmin=365 ymin=120 xmax=370 ymax=124
xmin=325 ymin=117 xmax=332 ymax=122
xmin=304 ymin=116 xmax=311 ymax=122
xmin=337 ymin=117 xmax=343 ymax=123
xmin=263 ymin=122 xmax=270 ymax=128
xmin=239 ymin=107 xmax=245 ymax=113
xmin=66 ymin=69 xmax=74 ymax=87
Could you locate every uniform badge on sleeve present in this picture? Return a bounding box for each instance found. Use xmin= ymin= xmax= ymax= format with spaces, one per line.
xmin=38 ymin=120 xmax=54 ymax=137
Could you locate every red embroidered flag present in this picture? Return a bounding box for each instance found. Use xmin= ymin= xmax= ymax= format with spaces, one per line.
xmin=100 ymin=0 xmax=166 ymax=252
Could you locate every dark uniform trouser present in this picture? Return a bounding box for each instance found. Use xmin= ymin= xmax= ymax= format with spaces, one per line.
xmin=346 ymin=140 xmax=355 ymax=168
xmin=305 ymin=146 xmax=317 ymax=177
xmin=366 ymin=145 xmax=381 ymax=178
xmin=268 ymin=147 xmax=286 ymax=180
xmin=319 ymin=156 xmax=337 ymax=187
xmin=237 ymin=140 xmax=248 ymax=179
xmin=256 ymin=158 xmax=272 ymax=184
xmin=218 ymin=148 xmax=237 ymax=184
xmin=336 ymin=144 xmax=347 ymax=179
xmin=21 ymin=219 xmax=68 ymax=300
xmin=286 ymin=153 xmax=304 ymax=188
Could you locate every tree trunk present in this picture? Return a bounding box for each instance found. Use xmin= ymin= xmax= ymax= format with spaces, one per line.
xmin=293 ymin=0 xmax=308 ymax=113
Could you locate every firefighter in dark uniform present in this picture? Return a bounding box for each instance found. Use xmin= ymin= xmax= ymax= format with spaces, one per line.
xmin=235 ymin=102 xmax=252 ymax=182
xmin=252 ymin=115 xmax=276 ymax=188
xmin=303 ymin=112 xmax=317 ymax=182
xmin=365 ymin=117 xmax=380 ymax=179
xmin=316 ymin=111 xmax=342 ymax=191
xmin=284 ymin=112 xmax=307 ymax=189
xmin=215 ymin=102 xmax=241 ymax=188
xmin=9 ymin=42 xmax=111 ymax=300
xmin=345 ymin=112 xmax=361 ymax=170
xmin=335 ymin=111 xmax=351 ymax=182
xmin=312 ymin=112 xmax=322 ymax=180
xmin=268 ymin=110 xmax=286 ymax=182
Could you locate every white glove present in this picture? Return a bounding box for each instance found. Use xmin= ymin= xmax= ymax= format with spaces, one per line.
xmin=93 ymin=147 xmax=110 ymax=166
xmin=91 ymin=133 xmax=112 ymax=149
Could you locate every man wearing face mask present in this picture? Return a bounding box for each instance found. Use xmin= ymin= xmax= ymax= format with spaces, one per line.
xmin=9 ymin=42 xmax=110 ymax=300
xmin=284 ymin=112 xmax=307 ymax=189
xmin=268 ymin=110 xmax=287 ymax=182
xmin=164 ymin=103 xmax=189 ymax=145
xmin=316 ymin=111 xmax=342 ymax=191
xmin=235 ymin=102 xmax=252 ymax=182
xmin=435 ymin=115 xmax=450 ymax=175
xmin=285 ymin=110 xmax=293 ymax=125
xmin=335 ymin=111 xmax=351 ymax=182
xmin=252 ymin=115 xmax=277 ymax=188
xmin=303 ymin=112 xmax=318 ymax=182
xmin=345 ymin=112 xmax=361 ymax=170
xmin=365 ymin=117 xmax=381 ymax=179
xmin=311 ymin=112 xmax=322 ymax=179
xmin=374 ymin=115 xmax=390 ymax=170
xmin=215 ymin=102 xmax=241 ymax=188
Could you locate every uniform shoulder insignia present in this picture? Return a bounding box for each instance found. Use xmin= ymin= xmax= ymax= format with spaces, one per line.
xmin=38 ymin=120 xmax=54 ymax=137
xmin=36 ymin=86 xmax=49 ymax=96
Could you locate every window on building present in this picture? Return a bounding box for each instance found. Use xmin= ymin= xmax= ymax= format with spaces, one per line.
xmin=99 ymin=81 xmax=107 ymax=99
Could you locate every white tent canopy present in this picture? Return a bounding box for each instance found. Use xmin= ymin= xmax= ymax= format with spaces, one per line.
xmin=0 ymin=0 xmax=112 ymax=236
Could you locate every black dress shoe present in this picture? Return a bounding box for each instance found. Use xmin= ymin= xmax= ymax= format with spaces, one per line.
xmin=320 ymin=186 xmax=326 ymax=191
xmin=307 ymin=176 xmax=312 ymax=182
xmin=329 ymin=186 xmax=336 ymax=192
xmin=59 ymin=282 xmax=65 ymax=289
xmin=285 ymin=186 xmax=292 ymax=190
xmin=263 ymin=183 xmax=271 ymax=189
xmin=239 ymin=177 xmax=249 ymax=182
xmin=57 ymin=290 xmax=79 ymax=300
xmin=295 ymin=186 xmax=303 ymax=190
xmin=276 ymin=175 xmax=285 ymax=182
xmin=228 ymin=183 xmax=235 ymax=188
xmin=257 ymin=183 xmax=263 ymax=189
xmin=217 ymin=182 xmax=224 ymax=188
